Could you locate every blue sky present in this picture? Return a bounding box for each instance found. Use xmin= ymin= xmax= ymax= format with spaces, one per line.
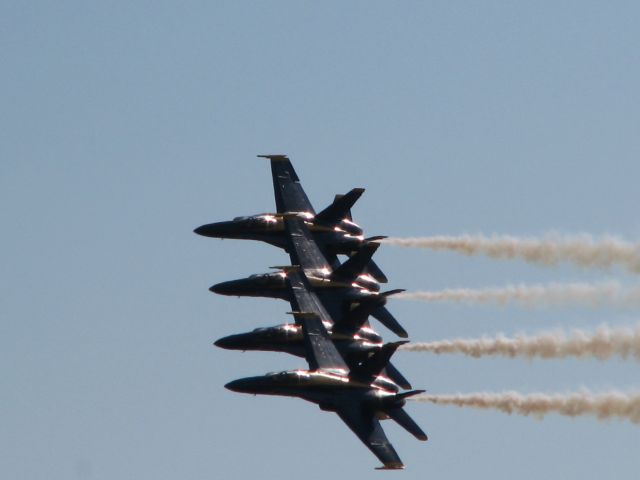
xmin=2 ymin=2 xmax=639 ymax=479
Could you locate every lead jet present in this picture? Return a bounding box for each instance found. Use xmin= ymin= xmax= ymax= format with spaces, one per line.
xmin=194 ymin=155 xmax=388 ymax=282
xmin=225 ymin=268 xmax=427 ymax=470
xmin=211 ymin=216 xmax=408 ymax=337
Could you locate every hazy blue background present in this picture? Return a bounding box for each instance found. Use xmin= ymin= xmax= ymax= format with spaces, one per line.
xmin=2 ymin=2 xmax=639 ymax=479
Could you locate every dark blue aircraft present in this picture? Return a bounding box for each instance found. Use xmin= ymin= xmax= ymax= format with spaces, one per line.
xmin=224 ymin=268 xmax=427 ymax=470
xmin=210 ymin=215 xmax=408 ymax=338
xmin=199 ymin=156 xmax=424 ymax=468
xmin=194 ymin=155 xmax=388 ymax=282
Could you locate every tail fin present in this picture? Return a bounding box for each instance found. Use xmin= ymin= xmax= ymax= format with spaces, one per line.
xmin=342 ymin=194 xmax=353 ymax=222
xmin=314 ymin=188 xmax=364 ymax=226
xmin=372 ymin=305 xmax=408 ymax=338
xmin=387 ymin=406 xmax=428 ymax=441
xmin=331 ymin=243 xmax=379 ymax=282
xmin=332 ymin=299 xmax=381 ymax=336
xmin=346 ymin=239 xmax=388 ymax=283
xmin=349 ymin=341 xmax=407 ymax=383
xmin=332 ymin=292 xmax=402 ymax=336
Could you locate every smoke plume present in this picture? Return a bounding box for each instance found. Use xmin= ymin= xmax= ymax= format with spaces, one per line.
xmin=383 ymin=234 xmax=640 ymax=272
xmin=396 ymin=281 xmax=640 ymax=307
xmin=411 ymin=391 xmax=640 ymax=423
xmin=401 ymin=325 xmax=640 ymax=360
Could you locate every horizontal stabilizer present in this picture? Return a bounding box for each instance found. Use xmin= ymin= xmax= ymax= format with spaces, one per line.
xmin=384 ymin=362 xmax=412 ymax=390
xmin=364 ymin=235 xmax=387 ymax=242
xmin=314 ymin=188 xmax=365 ymax=226
xmin=331 ymin=243 xmax=379 ymax=282
xmin=372 ymin=306 xmax=408 ymax=338
xmin=387 ymin=407 xmax=428 ymax=441
xmin=395 ymin=389 xmax=426 ymax=401
xmin=381 ymin=289 xmax=406 ymax=297
xmin=363 ymin=259 xmax=388 ymax=283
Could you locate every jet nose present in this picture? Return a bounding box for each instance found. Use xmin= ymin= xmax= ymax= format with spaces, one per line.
xmin=210 ymin=277 xmax=261 ymax=296
xmin=214 ymin=333 xmax=245 ymax=350
xmin=193 ymin=224 xmax=209 ymax=236
xmin=224 ymin=376 xmax=273 ymax=394
xmin=224 ymin=378 xmax=259 ymax=394
xmin=209 ymin=280 xmax=236 ymax=295
xmin=193 ymin=221 xmax=237 ymax=238
xmin=224 ymin=379 xmax=245 ymax=392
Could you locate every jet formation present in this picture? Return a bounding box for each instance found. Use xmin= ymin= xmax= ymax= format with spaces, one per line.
xmin=195 ymin=155 xmax=427 ymax=469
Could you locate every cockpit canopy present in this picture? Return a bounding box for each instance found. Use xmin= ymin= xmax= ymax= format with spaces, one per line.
xmin=251 ymin=326 xmax=278 ymax=338
xmin=233 ymin=214 xmax=258 ymax=222
xmin=248 ymin=273 xmax=275 ymax=284
xmin=232 ymin=213 xmax=278 ymax=224
xmin=266 ymin=371 xmax=292 ymax=382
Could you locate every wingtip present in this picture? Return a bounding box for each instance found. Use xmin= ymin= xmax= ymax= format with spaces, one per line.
xmin=257 ymin=154 xmax=289 ymax=160
xmin=375 ymin=463 xmax=405 ymax=470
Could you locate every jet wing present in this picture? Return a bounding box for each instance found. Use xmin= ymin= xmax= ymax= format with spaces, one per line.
xmin=285 ymin=271 xmax=348 ymax=372
xmin=261 ymin=155 xmax=316 ymax=215
xmin=283 ymin=216 xmax=331 ymax=271
xmin=335 ymin=404 xmax=404 ymax=470
xmin=287 ymin=271 xmax=331 ymax=321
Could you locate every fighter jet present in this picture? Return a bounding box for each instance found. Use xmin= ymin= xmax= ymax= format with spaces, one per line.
xmin=194 ymin=155 xmax=388 ymax=282
xmin=224 ymin=269 xmax=427 ymax=470
xmin=214 ymin=268 xmax=412 ymax=389
xmin=210 ymin=215 xmax=408 ymax=338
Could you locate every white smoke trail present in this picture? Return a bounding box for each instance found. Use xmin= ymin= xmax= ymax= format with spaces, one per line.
xmin=396 ymin=281 xmax=640 ymax=307
xmin=401 ymin=325 xmax=640 ymax=360
xmin=411 ymin=391 xmax=640 ymax=423
xmin=383 ymin=234 xmax=640 ymax=273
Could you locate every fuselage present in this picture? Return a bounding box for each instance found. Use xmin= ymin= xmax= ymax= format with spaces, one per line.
xmin=215 ymin=322 xmax=383 ymax=359
xmin=210 ymin=270 xmax=381 ymax=300
xmin=194 ymin=213 xmax=365 ymax=254
xmin=225 ymin=369 xmax=402 ymax=410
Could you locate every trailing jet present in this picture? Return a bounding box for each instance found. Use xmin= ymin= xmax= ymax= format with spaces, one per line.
xmin=214 ymin=268 xmax=411 ymax=389
xmin=210 ymin=216 xmax=408 ymax=337
xmin=224 ymin=269 xmax=427 ymax=470
xmin=194 ymin=155 xmax=388 ymax=282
